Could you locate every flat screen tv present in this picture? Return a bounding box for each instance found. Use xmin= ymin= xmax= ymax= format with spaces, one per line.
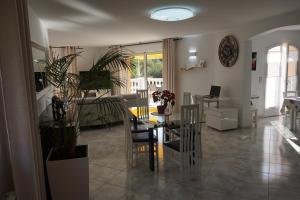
xmin=79 ymin=71 xmax=111 ymax=90
xmin=34 ymin=72 xmax=47 ymax=92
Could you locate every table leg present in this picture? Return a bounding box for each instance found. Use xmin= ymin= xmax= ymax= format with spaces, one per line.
xmin=163 ymin=116 xmax=170 ymax=142
xmin=133 ymin=115 xmax=138 ymax=130
xmin=148 ymin=128 xmax=154 ymax=171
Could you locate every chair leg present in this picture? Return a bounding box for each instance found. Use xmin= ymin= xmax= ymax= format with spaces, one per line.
xmin=155 ymin=143 xmax=159 ymax=170
xmin=199 ymin=134 xmax=202 ymax=159
xmin=132 ymin=144 xmax=135 ymax=167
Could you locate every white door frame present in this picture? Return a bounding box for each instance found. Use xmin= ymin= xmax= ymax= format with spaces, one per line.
xmin=263 ymin=44 xmax=284 ymax=117
xmin=0 ymin=0 xmax=46 ymax=199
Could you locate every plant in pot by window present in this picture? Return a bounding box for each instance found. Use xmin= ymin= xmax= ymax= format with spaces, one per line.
xmin=44 ymin=48 xmax=134 ymax=200
xmin=152 ymin=90 xmax=175 ymax=114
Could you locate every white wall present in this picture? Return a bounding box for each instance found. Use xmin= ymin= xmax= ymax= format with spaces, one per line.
xmin=28 ymin=7 xmax=51 ymax=116
xmin=173 ymin=9 xmax=300 ymax=127
xmin=28 ymin=7 xmax=48 ymax=47
xmin=213 ymin=9 xmax=300 ymax=127
xmin=251 ymin=30 xmax=300 ymax=116
xmin=175 ymin=34 xmax=217 ymax=107
xmin=174 ymin=32 xmax=252 ymax=126
xmin=77 ymin=46 xmax=108 ymax=71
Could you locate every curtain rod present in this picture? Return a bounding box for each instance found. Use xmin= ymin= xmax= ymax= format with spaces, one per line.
xmin=117 ymin=38 xmax=182 ymax=48
xmin=49 ymin=46 xmax=83 ymax=49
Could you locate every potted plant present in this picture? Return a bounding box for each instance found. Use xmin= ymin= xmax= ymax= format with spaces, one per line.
xmin=44 ymin=48 xmax=133 ymax=200
xmin=152 ymin=90 xmax=175 ymax=114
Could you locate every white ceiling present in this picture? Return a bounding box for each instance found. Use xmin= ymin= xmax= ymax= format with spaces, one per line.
xmin=29 ymin=0 xmax=300 ymax=46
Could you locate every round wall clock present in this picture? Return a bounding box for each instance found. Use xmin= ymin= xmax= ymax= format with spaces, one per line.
xmin=218 ymin=35 xmax=239 ymax=67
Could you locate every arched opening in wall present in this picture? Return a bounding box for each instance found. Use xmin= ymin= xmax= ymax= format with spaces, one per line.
xmin=264 ymin=44 xmax=299 ymax=117
xmin=249 ymin=26 xmax=300 ymax=118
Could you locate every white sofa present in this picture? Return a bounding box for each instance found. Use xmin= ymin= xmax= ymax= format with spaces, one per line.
xmin=78 ymin=94 xmax=138 ymax=127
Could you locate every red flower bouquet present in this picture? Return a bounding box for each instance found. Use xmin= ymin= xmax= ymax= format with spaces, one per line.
xmin=152 ymin=90 xmax=175 ymax=114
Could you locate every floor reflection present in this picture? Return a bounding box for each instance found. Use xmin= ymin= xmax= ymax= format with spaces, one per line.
xmin=78 ymin=116 xmax=300 ymax=200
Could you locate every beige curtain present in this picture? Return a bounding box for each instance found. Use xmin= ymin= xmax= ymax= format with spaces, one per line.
xmin=64 ymin=46 xmax=78 ymax=74
xmin=111 ymin=64 xmax=131 ymax=95
xmin=49 ymin=46 xmax=78 ymax=74
xmin=162 ymin=38 xmax=176 ymax=92
xmin=111 ymin=49 xmax=132 ymax=95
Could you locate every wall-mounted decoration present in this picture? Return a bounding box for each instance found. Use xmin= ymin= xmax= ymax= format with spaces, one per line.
xmin=218 ymin=35 xmax=239 ymax=67
xmin=252 ymin=52 xmax=257 ymax=71
xmin=181 ymin=60 xmax=206 ymax=71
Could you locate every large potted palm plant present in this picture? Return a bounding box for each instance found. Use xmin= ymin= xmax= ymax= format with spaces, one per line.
xmin=45 ymin=48 xmax=133 ymax=200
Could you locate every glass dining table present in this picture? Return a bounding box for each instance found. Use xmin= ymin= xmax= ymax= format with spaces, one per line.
xmin=129 ymin=110 xmax=172 ymax=171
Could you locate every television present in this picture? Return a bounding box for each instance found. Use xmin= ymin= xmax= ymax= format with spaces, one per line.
xmin=79 ymin=71 xmax=111 ymax=90
xmin=34 ymin=72 xmax=47 ymax=92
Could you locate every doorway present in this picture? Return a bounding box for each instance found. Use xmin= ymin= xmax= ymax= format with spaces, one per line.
xmin=264 ymin=43 xmax=299 ymax=117
xmin=130 ymin=52 xmax=163 ymax=103
xmin=129 ymin=52 xmax=163 ymax=121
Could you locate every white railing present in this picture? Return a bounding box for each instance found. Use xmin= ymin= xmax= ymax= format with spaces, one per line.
xmin=130 ymin=77 xmax=163 ymax=93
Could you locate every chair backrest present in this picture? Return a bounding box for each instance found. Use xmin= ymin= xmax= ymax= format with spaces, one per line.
xmin=148 ymin=84 xmax=157 ymax=94
xmin=179 ymin=104 xmax=201 ymax=169
xmin=192 ymin=95 xmax=204 ymax=122
xmin=123 ymin=101 xmax=131 ymax=136
xmin=183 ymin=92 xmax=191 ymax=105
xmin=122 ymin=100 xmax=133 ymax=168
xmin=136 ymin=89 xmax=149 ymax=121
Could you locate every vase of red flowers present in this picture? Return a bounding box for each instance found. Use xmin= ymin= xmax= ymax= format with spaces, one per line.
xmin=152 ymin=90 xmax=175 ymax=114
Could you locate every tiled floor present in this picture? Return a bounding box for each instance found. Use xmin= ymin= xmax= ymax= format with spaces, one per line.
xmin=78 ymin=117 xmax=300 ymax=200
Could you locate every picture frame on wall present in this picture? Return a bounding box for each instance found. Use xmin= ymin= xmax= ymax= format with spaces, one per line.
xmin=252 ymin=52 xmax=257 ymax=71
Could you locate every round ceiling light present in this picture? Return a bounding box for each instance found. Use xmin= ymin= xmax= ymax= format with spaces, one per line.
xmin=150 ymin=7 xmax=194 ymax=21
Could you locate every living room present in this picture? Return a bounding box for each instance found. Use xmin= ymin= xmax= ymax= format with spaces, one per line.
xmin=2 ymin=0 xmax=300 ymax=199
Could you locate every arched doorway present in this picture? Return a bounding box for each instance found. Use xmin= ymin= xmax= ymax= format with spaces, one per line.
xmin=264 ymin=44 xmax=299 ymax=116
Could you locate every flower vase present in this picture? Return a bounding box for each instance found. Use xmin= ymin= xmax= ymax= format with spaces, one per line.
xmin=157 ymin=105 xmax=166 ymax=114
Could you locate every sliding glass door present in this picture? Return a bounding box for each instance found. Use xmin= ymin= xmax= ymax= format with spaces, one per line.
xmin=130 ymin=52 xmax=163 ymax=121
xmin=146 ymin=53 xmax=163 ymax=95
xmin=130 ymin=52 xmax=163 ymax=95
xmin=130 ymin=53 xmax=146 ymax=93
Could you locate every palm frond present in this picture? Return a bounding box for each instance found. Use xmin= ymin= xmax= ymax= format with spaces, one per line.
xmin=93 ymin=97 xmax=125 ymax=120
xmin=45 ymin=53 xmax=79 ymax=88
xmin=64 ymin=73 xmax=80 ymax=102
xmin=91 ymin=48 xmax=135 ymax=73
xmin=109 ymin=76 xmax=127 ymax=88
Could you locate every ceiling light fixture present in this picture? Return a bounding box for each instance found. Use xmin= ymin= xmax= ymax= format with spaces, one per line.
xmin=150 ymin=7 xmax=194 ymax=21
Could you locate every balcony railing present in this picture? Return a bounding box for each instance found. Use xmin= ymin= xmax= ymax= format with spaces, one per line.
xmin=130 ymin=77 xmax=163 ymax=94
